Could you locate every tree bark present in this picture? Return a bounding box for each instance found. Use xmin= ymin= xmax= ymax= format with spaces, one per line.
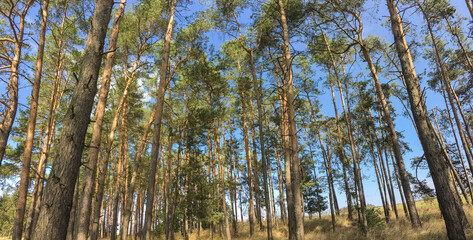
xmin=0 ymin=0 xmax=34 ymax=164
xmin=387 ymin=0 xmax=468 ymax=238
xmin=322 ymin=33 xmax=354 ymax=221
xmin=277 ymin=1 xmax=304 ymax=239
xmin=11 ymin=1 xmax=49 ymax=239
xmin=120 ymin=107 xmax=156 ymax=240
xmin=75 ymin=1 xmax=126 ymax=239
xmin=432 ymin=109 xmax=470 ymax=204
xmin=31 ymin=1 xmax=114 ymax=239
xmin=66 ymin=177 xmax=80 ymax=240
xmin=465 ymin=0 xmax=473 ymax=20
xmin=89 ymin=54 xmax=139 ymax=240
xmin=352 ymin=9 xmax=421 ymax=226
xmin=237 ymin=58 xmax=256 ymax=236
xmin=143 ymin=0 xmax=177 ymax=238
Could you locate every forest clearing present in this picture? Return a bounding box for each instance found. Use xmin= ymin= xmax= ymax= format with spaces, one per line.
xmin=2 ymin=0 xmax=473 ymax=240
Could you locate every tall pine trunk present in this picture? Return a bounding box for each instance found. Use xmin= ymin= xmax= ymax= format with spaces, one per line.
xmin=75 ymin=1 xmax=126 ymax=239
xmin=387 ymin=1 xmax=468 ymax=238
xmin=237 ymin=58 xmax=256 ymax=236
xmin=277 ymin=1 xmax=304 ymax=239
xmin=31 ymin=1 xmax=114 ymax=238
xmin=12 ymin=1 xmax=49 ymax=239
xmin=0 ymin=0 xmax=34 ymax=164
xmin=143 ymin=1 xmax=177 ymax=238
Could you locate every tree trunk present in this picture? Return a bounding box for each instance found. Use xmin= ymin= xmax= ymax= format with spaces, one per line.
xmin=121 ymin=107 xmax=156 ymax=240
xmin=11 ymin=1 xmax=49 ymax=239
xmin=387 ymin=0 xmax=468 ymax=238
xmin=89 ymin=54 xmax=139 ymax=240
xmin=272 ymin=54 xmax=296 ymax=235
xmin=433 ymin=109 xmax=470 ymax=204
xmin=322 ymin=34 xmax=354 ymax=222
xmin=0 ymin=0 xmax=34 ymax=164
xmin=237 ymin=58 xmax=256 ymax=236
xmin=218 ymin=125 xmax=232 ymax=240
xmin=66 ymin=177 xmax=80 ymax=240
xmin=237 ymin=37 xmax=272 ymax=237
xmin=465 ymin=0 xmax=473 ymax=20
xmin=24 ymin=11 xmax=69 ymax=238
xmin=273 ymin=135 xmax=287 ymax=222
xmin=356 ymin=14 xmax=421 ymax=226
xmin=443 ymin=92 xmax=473 ymax=203
xmin=75 ymin=1 xmax=126 ymax=239
xmin=143 ymin=1 xmax=177 ymax=238
xmin=31 ymin=1 xmax=114 ymax=239
xmin=277 ymin=1 xmax=304 ymax=239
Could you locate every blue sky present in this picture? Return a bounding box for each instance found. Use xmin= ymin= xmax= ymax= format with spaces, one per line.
xmin=3 ymin=0 xmax=473 ymax=217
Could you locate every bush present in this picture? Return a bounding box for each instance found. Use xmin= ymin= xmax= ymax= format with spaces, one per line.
xmin=363 ymin=207 xmax=385 ymax=230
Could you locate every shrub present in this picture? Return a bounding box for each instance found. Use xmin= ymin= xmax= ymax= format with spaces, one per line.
xmin=363 ymin=207 xmax=385 ymax=230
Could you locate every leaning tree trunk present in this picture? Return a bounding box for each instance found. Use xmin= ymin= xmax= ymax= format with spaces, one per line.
xmin=12 ymin=1 xmax=49 ymax=239
xmin=89 ymin=54 xmax=139 ymax=240
xmin=120 ymin=107 xmax=156 ymax=240
xmin=353 ymin=11 xmax=421 ymax=226
xmin=143 ymin=0 xmax=177 ymax=238
xmin=387 ymin=0 xmax=469 ymax=239
xmin=443 ymin=92 xmax=473 ymax=202
xmin=321 ymin=33 xmax=354 ymax=221
xmin=31 ymin=1 xmax=114 ymax=239
xmin=75 ymin=1 xmax=126 ymax=239
xmin=0 ymin=0 xmax=34 ymax=165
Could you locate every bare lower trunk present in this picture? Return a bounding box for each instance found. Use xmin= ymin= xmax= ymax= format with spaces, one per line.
xmin=444 ymin=93 xmax=473 ymax=202
xmin=12 ymin=1 xmax=48 ymax=239
xmin=66 ymin=178 xmax=80 ymax=240
xmin=31 ymin=1 xmax=114 ymax=239
xmin=75 ymin=1 xmax=126 ymax=239
xmin=322 ymin=36 xmax=354 ymax=221
xmin=143 ymin=1 xmax=177 ymax=239
xmin=235 ymin=57 xmax=256 ymax=236
xmin=387 ymin=1 xmax=468 ymax=238
xmin=277 ymin=1 xmax=303 ymax=239
xmin=121 ymin=108 xmax=156 ymax=240
xmin=218 ymin=127 xmax=232 ymax=240
xmin=356 ymin=12 xmax=421 ymax=226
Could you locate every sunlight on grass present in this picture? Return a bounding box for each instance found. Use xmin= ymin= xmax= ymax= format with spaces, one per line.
xmin=121 ymin=199 xmax=473 ymax=240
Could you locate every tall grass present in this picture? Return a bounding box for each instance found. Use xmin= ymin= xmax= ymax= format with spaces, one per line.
xmin=105 ymin=199 xmax=473 ymax=239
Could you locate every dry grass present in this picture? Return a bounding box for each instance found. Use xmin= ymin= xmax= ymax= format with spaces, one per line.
xmin=135 ymin=199 xmax=473 ymax=240
xmin=92 ymin=198 xmax=473 ymax=239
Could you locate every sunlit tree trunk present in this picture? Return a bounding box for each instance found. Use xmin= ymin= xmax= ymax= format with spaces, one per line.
xmin=89 ymin=53 xmax=139 ymax=240
xmin=31 ymin=1 xmax=114 ymax=238
xmin=76 ymin=1 xmax=126 ymax=239
xmin=443 ymin=93 xmax=473 ymax=202
xmin=12 ymin=1 xmax=49 ymax=238
xmin=121 ymin=107 xmax=156 ymax=240
xmin=322 ymin=36 xmax=354 ymax=221
xmin=355 ymin=11 xmax=421 ymax=226
xmin=387 ymin=0 xmax=468 ymax=238
xmin=433 ymin=109 xmax=470 ymax=204
xmin=277 ymin=1 xmax=304 ymax=239
xmin=465 ymin=0 xmax=473 ymax=20
xmin=0 ymin=0 xmax=34 ymax=164
xmin=237 ymin=58 xmax=256 ymax=236
xmin=218 ymin=124 xmax=232 ymax=240
xmin=143 ymin=1 xmax=177 ymax=238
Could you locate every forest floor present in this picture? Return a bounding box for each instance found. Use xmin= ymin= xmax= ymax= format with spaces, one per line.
xmin=143 ymin=198 xmax=473 ymax=240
